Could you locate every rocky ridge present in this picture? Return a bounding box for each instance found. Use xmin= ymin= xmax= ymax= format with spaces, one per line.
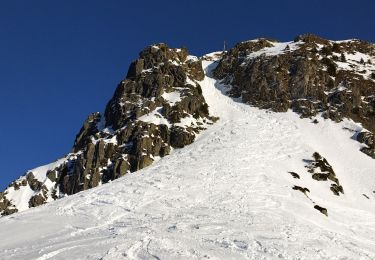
xmin=0 ymin=44 xmax=217 ymax=216
xmin=214 ymin=34 xmax=375 ymax=158
xmin=1 ymin=34 xmax=375 ymax=216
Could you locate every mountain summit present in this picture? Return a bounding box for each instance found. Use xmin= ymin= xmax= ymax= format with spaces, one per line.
xmin=0 ymin=34 xmax=375 ymax=259
xmin=1 ymin=34 xmax=374 ymax=217
xmin=0 ymin=34 xmax=375 ymax=215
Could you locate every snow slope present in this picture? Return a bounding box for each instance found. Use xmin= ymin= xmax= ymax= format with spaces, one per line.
xmin=1 ymin=59 xmax=375 ymax=259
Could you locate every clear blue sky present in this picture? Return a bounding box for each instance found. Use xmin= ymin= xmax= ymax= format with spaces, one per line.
xmin=1 ymin=0 xmax=374 ymax=190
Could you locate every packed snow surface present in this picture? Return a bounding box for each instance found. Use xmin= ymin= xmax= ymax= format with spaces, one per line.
xmin=1 ymin=60 xmax=375 ymax=259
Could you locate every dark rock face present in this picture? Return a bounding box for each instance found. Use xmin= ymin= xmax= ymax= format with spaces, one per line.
xmin=357 ymin=131 xmax=375 ymax=159
xmin=213 ymin=34 xmax=375 ymax=157
xmin=1 ymin=43 xmax=216 ymax=216
xmin=56 ymin=44 xmax=215 ymax=197
xmin=26 ymin=173 xmax=43 ymax=191
xmin=29 ymin=194 xmax=46 ymax=208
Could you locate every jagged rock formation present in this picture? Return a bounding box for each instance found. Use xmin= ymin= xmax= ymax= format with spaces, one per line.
xmin=0 ymin=44 xmax=217 ymax=216
xmin=289 ymin=152 xmax=343 ymax=217
xmin=213 ymin=34 xmax=375 ymax=158
xmin=306 ymin=152 xmax=344 ymax=196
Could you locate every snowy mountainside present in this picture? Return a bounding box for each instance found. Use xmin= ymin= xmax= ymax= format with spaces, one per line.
xmin=2 ymin=34 xmax=375 ymax=217
xmin=0 ymin=58 xmax=375 ymax=259
xmin=0 ymin=44 xmax=217 ymax=216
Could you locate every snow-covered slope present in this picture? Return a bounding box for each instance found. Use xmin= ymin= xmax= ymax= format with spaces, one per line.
xmin=0 ymin=44 xmax=216 ymax=216
xmin=1 ymin=59 xmax=375 ymax=259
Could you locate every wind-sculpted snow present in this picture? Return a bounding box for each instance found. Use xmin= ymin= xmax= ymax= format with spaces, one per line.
xmin=1 ymin=60 xmax=375 ymax=259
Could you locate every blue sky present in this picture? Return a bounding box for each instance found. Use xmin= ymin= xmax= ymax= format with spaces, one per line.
xmin=0 ymin=0 xmax=374 ymax=190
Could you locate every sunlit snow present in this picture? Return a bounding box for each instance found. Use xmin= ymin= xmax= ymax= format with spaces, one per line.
xmin=1 ymin=58 xmax=375 ymax=259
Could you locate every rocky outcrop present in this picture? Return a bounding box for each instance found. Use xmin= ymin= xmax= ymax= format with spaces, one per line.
xmin=306 ymin=152 xmax=344 ymax=196
xmin=288 ymin=171 xmax=300 ymax=179
xmin=26 ymin=173 xmax=43 ymax=191
xmin=1 ymin=43 xmax=217 ymax=216
xmin=0 ymin=193 xmax=17 ymax=216
xmin=314 ymin=205 xmax=328 ymax=216
xmin=29 ymin=194 xmax=46 ymax=208
xmin=214 ymin=34 xmax=375 ymax=158
xmin=356 ymin=131 xmax=375 ymax=158
xmin=292 ymin=185 xmax=310 ymax=195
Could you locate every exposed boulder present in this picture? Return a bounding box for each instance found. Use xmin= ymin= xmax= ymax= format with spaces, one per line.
xmin=312 ymin=173 xmax=329 ymax=181
xmin=46 ymin=170 xmax=57 ymax=182
xmin=292 ymin=185 xmax=310 ymax=195
xmin=357 ymin=131 xmax=375 ymax=159
xmin=306 ymin=152 xmax=344 ymax=196
xmin=126 ymin=59 xmax=145 ymax=79
xmin=73 ymin=112 xmax=102 ymax=152
xmin=170 ymin=126 xmax=196 ymax=148
xmin=288 ymin=171 xmax=300 ymax=179
xmin=314 ymin=205 xmax=328 ymax=216
xmin=26 ymin=173 xmax=43 ymax=191
xmin=357 ymin=131 xmax=374 ymax=147
xmin=330 ymin=184 xmax=344 ymax=196
xmin=29 ymin=194 xmax=46 ymax=208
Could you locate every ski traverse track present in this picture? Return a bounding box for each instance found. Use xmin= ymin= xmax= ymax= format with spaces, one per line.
xmin=1 ymin=59 xmax=375 ymax=259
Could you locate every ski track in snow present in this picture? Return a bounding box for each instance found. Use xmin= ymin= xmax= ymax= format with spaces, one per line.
xmin=1 ymin=60 xmax=375 ymax=259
